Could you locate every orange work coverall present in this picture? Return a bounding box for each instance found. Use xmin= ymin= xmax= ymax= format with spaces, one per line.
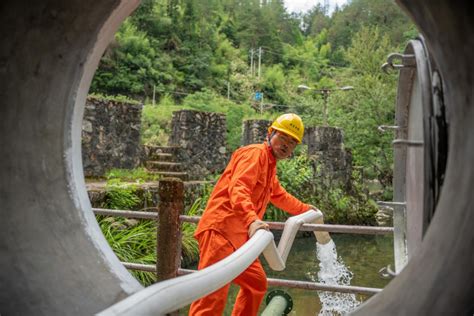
xmin=189 ymin=143 xmax=311 ymax=316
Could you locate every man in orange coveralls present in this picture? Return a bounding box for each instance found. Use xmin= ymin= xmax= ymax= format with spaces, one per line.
xmin=189 ymin=113 xmax=317 ymax=316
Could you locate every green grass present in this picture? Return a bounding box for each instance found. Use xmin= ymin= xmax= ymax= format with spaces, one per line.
xmin=97 ymin=194 xmax=205 ymax=285
xmin=88 ymin=92 xmax=141 ymax=105
xmin=106 ymin=167 xmax=160 ymax=183
xmin=98 ymin=216 xmax=158 ymax=285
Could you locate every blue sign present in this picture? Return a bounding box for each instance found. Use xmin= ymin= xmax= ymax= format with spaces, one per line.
xmin=254 ymin=91 xmax=263 ymax=101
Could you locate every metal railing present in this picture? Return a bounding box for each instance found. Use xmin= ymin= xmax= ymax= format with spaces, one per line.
xmin=93 ymin=178 xmax=394 ymax=314
xmin=93 ymin=208 xmax=394 ymax=235
xmin=99 ymin=229 xmax=275 ymax=315
xmin=119 ymin=264 xmax=381 ymax=296
xmin=92 ymin=208 xmax=391 ymax=298
xmin=98 ymin=209 xmax=334 ymax=315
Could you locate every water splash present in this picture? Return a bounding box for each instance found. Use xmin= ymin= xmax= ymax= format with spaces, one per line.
xmin=314 ymin=239 xmax=360 ymax=315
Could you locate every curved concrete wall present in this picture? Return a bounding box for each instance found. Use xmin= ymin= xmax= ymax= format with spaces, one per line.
xmin=0 ymin=1 xmax=142 ymax=315
xmin=0 ymin=0 xmax=472 ymax=315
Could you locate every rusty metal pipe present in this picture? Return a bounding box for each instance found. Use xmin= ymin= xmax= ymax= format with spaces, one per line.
xmin=177 ymin=269 xmax=381 ymax=296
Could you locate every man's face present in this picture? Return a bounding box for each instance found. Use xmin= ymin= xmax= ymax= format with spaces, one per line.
xmin=269 ymin=131 xmax=298 ymax=160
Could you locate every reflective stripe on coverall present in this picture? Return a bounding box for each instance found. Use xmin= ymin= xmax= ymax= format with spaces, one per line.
xmin=189 ymin=143 xmax=311 ymax=316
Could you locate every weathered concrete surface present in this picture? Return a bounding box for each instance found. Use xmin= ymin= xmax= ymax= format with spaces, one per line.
xmin=0 ymin=1 xmax=142 ymax=315
xmin=0 ymin=0 xmax=473 ymax=315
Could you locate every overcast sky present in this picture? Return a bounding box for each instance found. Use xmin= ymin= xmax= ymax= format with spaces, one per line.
xmin=283 ymin=0 xmax=348 ymax=14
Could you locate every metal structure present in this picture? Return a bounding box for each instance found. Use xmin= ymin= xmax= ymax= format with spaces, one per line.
xmin=0 ymin=1 xmax=473 ymax=315
xmin=93 ymin=207 xmax=385 ymax=297
xmin=297 ymin=84 xmax=354 ymax=126
xmin=381 ymin=37 xmax=449 ymax=274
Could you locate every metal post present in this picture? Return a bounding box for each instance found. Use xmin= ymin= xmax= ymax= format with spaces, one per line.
xmin=322 ymin=89 xmax=329 ymax=126
xmin=250 ymin=48 xmax=254 ymax=76
xmin=258 ymin=46 xmax=262 ymax=78
xmin=157 ymin=178 xmax=184 ymax=282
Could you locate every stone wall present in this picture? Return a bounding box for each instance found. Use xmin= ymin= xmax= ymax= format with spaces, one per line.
xmin=305 ymin=126 xmax=352 ymax=190
xmin=241 ymin=119 xmax=271 ymax=145
xmin=86 ymin=180 xmax=209 ymax=211
xmin=241 ymin=121 xmax=353 ymax=190
xmin=168 ymin=110 xmax=228 ymax=179
xmin=82 ymin=96 xmax=143 ymax=177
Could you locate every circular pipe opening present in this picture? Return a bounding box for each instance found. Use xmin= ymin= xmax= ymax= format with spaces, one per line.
xmin=0 ymin=1 xmax=473 ymax=315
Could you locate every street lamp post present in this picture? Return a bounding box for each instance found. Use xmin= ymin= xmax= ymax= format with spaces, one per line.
xmin=297 ymin=85 xmax=354 ymax=126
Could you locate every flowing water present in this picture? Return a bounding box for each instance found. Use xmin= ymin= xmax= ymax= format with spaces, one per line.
xmin=185 ymin=233 xmax=394 ymax=315
xmin=315 ymin=239 xmax=360 ymax=315
xmin=257 ymin=233 xmax=394 ymax=315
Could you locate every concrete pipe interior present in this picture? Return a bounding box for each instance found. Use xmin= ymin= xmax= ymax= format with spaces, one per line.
xmin=0 ymin=0 xmax=472 ymax=315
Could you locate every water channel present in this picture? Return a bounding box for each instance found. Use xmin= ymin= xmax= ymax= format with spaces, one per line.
xmin=189 ymin=233 xmax=394 ymax=315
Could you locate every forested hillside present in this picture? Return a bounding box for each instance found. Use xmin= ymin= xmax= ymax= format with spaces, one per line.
xmin=90 ymin=0 xmax=417 ymax=193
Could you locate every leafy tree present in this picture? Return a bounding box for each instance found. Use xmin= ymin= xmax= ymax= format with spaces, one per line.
xmin=303 ymin=4 xmax=331 ymax=36
xmin=325 ymin=0 xmax=414 ymax=50
xmin=260 ymin=64 xmax=286 ymax=105
xmin=89 ymin=0 xmax=416 ymax=199
xmin=266 ymin=150 xmax=378 ymax=225
xmin=282 ymin=30 xmax=331 ymax=84
xmin=330 ymin=26 xmax=398 ymax=192
xmin=90 ymin=19 xmax=177 ymax=99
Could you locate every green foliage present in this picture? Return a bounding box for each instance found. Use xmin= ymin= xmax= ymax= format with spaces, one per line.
xmin=226 ymin=104 xmax=256 ymax=150
xmin=106 ymin=167 xmax=160 ymax=182
xmin=101 ymin=175 xmax=156 ymax=212
xmin=141 ymin=96 xmax=183 ymax=146
xmin=344 ymin=26 xmax=394 ymax=77
xmin=282 ymin=31 xmax=331 ymax=84
xmin=90 ymin=0 xmax=419 ymax=199
xmin=265 ymin=150 xmax=314 ymax=221
xmin=320 ymin=183 xmax=379 ymax=225
xmin=181 ymin=88 xmax=231 ymax=113
xmin=91 ymin=19 xmax=177 ymax=98
xmin=308 ymin=159 xmax=379 ymax=225
xmin=277 ymin=152 xmax=313 ymax=195
xmin=141 ymin=88 xmax=265 ymax=150
xmin=102 ymin=179 xmax=142 ymax=210
xmin=98 ymin=216 xmax=157 ymax=285
xmin=329 ymin=26 xmax=397 ymax=190
xmin=260 ymin=64 xmax=287 ymax=105
xmin=88 ymin=93 xmax=141 ymax=105
xmin=97 ymin=181 xmax=208 ymax=285
xmin=324 ymin=0 xmax=414 ymax=51
xmin=264 ymin=151 xmax=378 ymax=225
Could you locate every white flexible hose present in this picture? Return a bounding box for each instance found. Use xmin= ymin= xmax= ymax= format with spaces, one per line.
xmin=97 ymin=209 xmax=324 ymax=316
xmin=247 ymin=210 xmax=324 ymax=272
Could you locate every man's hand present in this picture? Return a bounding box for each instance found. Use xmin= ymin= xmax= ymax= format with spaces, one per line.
xmin=248 ymin=219 xmax=269 ymax=237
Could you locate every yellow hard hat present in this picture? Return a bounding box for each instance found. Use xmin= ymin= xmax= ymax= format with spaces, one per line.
xmin=269 ymin=113 xmax=304 ymax=143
